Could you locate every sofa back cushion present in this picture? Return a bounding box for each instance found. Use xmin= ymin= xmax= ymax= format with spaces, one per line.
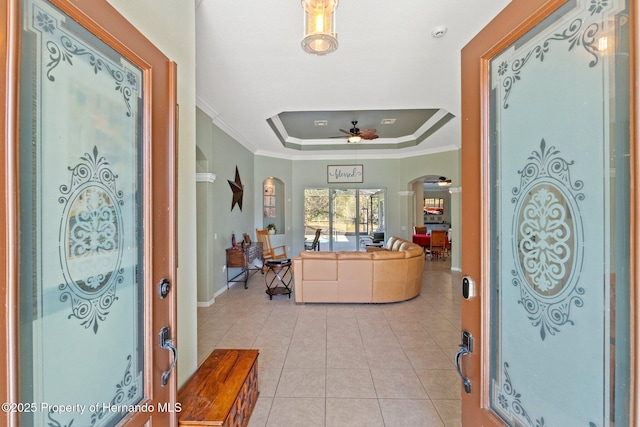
xmin=337 ymin=252 xmax=373 ymax=260
xmin=300 ymin=251 xmax=337 ymax=281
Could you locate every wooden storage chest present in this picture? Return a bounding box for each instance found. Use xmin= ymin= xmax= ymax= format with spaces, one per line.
xmin=178 ymin=349 xmax=259 ymax=426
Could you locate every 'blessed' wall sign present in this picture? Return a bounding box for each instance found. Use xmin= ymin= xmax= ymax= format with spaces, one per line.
xmin=327 ymin=164 xmax=364 ymax=183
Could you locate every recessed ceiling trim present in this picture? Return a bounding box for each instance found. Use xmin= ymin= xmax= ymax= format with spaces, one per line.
xmin=253 ymin=143 xmax=461 ymax=161
xmin=416 ymin=112 xmax=456 ymax=144
xmin=267 ymin=108 xmax=456 ymax=152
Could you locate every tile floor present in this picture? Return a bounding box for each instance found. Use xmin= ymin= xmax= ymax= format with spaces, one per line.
xmin=196 ymin=258 xmax=462 ymax=427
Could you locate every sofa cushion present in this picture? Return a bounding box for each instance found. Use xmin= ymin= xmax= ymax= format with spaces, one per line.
xmin=401 ymin=245 xmax=424 ymax=259
xmin=337 ymin=257 xmax=373 ymax=302
xmin=302 ymin=256 xmax=337 ymax=281
xmin=300 ymin=251 xmax=338 ymax=260
xmin=337 ymin=251 xmax=373 ymax=260
xmin=371 ymin=251 xmax=405 ymax=260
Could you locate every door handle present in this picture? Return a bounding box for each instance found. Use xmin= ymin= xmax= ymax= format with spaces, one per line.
xmin=159 ymin=326 xmax=177 ymax=387
xmin=455 ymin=330 xmax=473 ymax=394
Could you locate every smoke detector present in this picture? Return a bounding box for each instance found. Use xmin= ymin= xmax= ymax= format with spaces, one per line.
xmin=432 ymin=27 xmax=448 ymax=39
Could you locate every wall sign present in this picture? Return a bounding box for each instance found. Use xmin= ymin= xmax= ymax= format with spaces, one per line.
xmin=327 ymin=164 xmax=363 ymax=183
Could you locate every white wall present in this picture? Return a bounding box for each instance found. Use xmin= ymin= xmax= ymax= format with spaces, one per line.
xmin=107 ymin=0 xmax=198 ymax=387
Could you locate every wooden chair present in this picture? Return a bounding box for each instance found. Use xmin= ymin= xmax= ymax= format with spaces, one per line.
xmin=429 ymin=230 xmax=447 ymax=260
xmin=256 ymin=229 xmax=288 ymax=267
xmin=413 ymin=226 xmax=427 ymax=235
xmin=304 ymin=228 xmax=322 ymax=251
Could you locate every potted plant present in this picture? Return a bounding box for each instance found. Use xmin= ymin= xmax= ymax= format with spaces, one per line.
xmin=266 ymin=223 xmax=277 ymax=235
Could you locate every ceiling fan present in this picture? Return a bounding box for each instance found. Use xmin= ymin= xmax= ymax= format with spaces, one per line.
xmin=337 ymin=121 xmax=379 ymax=143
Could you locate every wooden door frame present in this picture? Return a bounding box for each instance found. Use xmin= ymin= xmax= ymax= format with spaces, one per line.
xmin=0 ymin=0 xmax=177 ymax=425
xmin=460 ymin=0 xmax=639 ymax=424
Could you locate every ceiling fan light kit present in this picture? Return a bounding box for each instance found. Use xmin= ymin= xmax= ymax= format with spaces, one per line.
xmin=337 ymin=120 xmax=379 ymax=143
xmin=301 ymin=0 xmax=338 ymax=55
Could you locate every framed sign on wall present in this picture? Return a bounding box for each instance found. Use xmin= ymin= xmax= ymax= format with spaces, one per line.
xmin=327 ymin=164 xmax=363 ymax=183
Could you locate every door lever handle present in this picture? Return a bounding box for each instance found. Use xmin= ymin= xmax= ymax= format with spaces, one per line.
xmin=455 ymin=330 xmax=473 ymax=394
xmin=159 ymin=326 xmax=177 ymax=387
xmin=455 ymin=346 xmax=472 ymax=394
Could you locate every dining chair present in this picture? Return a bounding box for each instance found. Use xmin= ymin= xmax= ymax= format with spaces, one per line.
xmin=304 ymin=228 xmax=322 ymax=251
xmin=429 ymin=230 xmax=447 ymax=260
xmin=413 ymin=226 xmax=427 ymax=235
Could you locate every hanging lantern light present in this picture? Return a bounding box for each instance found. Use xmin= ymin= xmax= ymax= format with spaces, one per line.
xmin=301 ymin=0 xmax=338 ymax=55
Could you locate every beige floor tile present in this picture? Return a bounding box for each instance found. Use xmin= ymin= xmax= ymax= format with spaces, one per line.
xmin=365 ymin=346 xmax=413 ymax=370
xmin=405 ymin=348 xmax=454 ymax=370
xmin=266 ymin=397 xmax=325 ymax=427
xmin=325 ymin=398 xmax=384 ymax=427
xmin=258 ymin=367 xmax=282 ymax=397
xmin=289 ymin=330 xmax=327 ymax=347
xmin=430 ymin=330 xmax=462 ymax=351
xmin=253 ymin=330 xmax=293 ymax=347
xmin=199 ymin=258 xmax=463 ymax=426
xmin=378 ymin=399 xmax=445 ymax=427
xmin=416 ymin=369 xmax=461 ymax=400
xmin=432 ymin=399 xmax=462 ymax=427
xmin=326 ymin=343 xmax=368 ymax=368
xmin=248 ymin=396 xmax=272 ymax=427
xmin=284 ymin=344 xmax=326 ymax=369
xmin=326 ymin=368 xmax=376 ymax=398
xmin=327 ymin=329 xmax=362 ymax=347
xmin=395 ymin=330 xmax=440 ymax=351
xmin=370 ymin=369 xmax=428 ymax=399
xmin=254 ymin=345 xmax=288 ymax=370
xmin=275 ymin=368 xmax=325 ymax=397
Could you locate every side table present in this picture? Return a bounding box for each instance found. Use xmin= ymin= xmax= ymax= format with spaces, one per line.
xmin=264 ymin=259 xmax=292 ymax=300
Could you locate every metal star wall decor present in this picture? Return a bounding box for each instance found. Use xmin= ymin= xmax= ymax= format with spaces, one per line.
xmin=227 ymin=166 xmax=244 ymax=211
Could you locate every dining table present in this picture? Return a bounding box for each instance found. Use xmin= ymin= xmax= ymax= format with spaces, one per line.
xmin=412 ymin=233 xmax=451 ymax=252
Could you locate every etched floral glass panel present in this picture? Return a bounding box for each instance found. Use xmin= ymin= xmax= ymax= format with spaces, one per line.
xmin=488 ymin=0 xmax=630 ymax=425
xmin=18 ymin=0 xmax=144 ymax=425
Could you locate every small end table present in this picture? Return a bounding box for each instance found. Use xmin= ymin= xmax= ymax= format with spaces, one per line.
xmin=264 ymin=259 xmax=292 ymax=300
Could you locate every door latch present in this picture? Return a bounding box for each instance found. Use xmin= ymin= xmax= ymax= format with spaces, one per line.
xmin=455 ymin=330 xmax=473 ymax=394
xmin=159 ymin=326 xmax=177 ymax=387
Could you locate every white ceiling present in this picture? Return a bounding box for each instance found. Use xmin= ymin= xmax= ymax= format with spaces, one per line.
xmin=195 ymin=0 xmax=511 ymax=160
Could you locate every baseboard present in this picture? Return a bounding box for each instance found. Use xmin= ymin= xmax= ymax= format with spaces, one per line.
xmin=197 ymin=282 xmax=237 ymax=307
xmin=197 ymin=297 xmax=215 ymax=307
xmin=451 ymin=266 xmax=462 ymax=272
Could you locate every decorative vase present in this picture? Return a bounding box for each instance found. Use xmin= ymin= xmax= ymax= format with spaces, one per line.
xmin=231 ymin=233 xmax=237 ymax=248
xmin=269 ymin=229 xmax=275 ymax=235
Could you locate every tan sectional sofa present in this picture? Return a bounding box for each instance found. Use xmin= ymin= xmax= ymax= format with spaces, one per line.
xmin=292 ymin=236 xmax=425 ymax=304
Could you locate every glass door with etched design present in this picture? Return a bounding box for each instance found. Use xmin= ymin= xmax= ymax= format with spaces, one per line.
xmin=460 ymin=0 xmax=634 ymax=425
xmin=14 ymin=0 xmax=176 ymax=425
xmin=487 ymin=0 xmax=630 ymax=425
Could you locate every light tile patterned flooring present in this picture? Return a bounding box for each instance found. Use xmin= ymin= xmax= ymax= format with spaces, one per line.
xmin=197 ymin=258 xmax=462 ymax=427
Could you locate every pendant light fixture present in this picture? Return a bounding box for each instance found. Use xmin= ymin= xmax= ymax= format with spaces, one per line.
xmin=301 ymin=0 xmax=338 ymax=55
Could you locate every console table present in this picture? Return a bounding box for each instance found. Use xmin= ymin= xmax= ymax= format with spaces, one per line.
xmin=226 ymin=243 xmax=263 ymax=289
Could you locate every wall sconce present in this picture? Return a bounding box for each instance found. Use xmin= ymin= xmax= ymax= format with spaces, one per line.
xmin=301 ymin=0 xmax=338 ymax=55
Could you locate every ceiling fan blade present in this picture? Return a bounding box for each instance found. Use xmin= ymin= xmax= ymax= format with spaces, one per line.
xmin=359 ymin=128 xmax=377 ymax=135
xmin=362 ymin=134 xmax=379 ymax=140
xmin=339 ymin=129 xmax=354 ymax=135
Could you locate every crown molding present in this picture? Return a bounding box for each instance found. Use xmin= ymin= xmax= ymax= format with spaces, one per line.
xmin=196 ymin=173 xmax=216 ymax=183
xmin=196 ymin=96 xmax=257 ymax=153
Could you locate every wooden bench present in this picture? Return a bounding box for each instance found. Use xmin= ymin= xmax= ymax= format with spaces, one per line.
xmin=178 ymin=349 xmax=259 ymax=426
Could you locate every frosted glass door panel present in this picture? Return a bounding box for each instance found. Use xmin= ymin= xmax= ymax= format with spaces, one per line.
xmin=19 ymin=0 xmax=144 ymax=425
xmin=488 ymin=0 xmax=630 ymax=425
